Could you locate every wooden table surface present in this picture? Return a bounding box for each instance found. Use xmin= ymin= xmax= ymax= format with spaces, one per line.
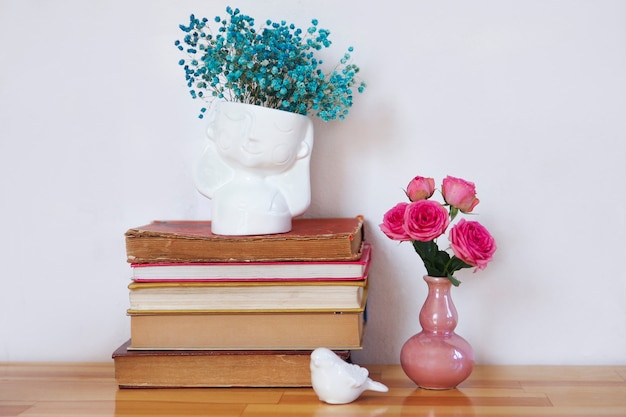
xmin=1 ymin=362 xmax=626 ymax=416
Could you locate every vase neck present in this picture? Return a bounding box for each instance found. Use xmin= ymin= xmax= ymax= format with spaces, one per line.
xmin=419 ymin=276 xmax=458 ymax=333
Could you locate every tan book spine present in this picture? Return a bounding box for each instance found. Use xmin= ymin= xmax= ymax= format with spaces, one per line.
xmin=128 ymin=311 xmax=365 ymax=350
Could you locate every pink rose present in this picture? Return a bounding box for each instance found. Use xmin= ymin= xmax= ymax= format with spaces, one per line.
xmin=379 ymin=202 xmax=411 ymax=241
xmin=442 ymin=176 xmax=480 ymax=213
xmin=403 ymin=200 xmax=450 ymax=242
xmin=406 ymin=176 xmax=435 ymax=202
xmin=449 ymin=219 xmax=496 ymax=270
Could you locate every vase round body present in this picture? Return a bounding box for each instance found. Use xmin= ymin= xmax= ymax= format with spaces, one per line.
xmin=194 ymin=102 xmax=314 ymax=236
xmin=400 ymin=276 xmax=474 ymax=389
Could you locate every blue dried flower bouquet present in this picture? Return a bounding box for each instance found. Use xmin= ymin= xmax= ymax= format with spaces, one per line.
xmin=176 ymin=6 xmax=366 ymax=121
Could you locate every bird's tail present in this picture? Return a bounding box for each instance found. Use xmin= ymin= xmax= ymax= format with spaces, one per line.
xmin=367 ymin=379 xmax=389 ymax=392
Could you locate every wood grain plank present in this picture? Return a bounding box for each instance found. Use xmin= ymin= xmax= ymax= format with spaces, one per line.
xmin=2 ymin=363 xmax=626 ymax=417
xmin=115 ymin=400 xmax=245 ymax=417
xmin=525 ymin=386 xmax=626 ymax=407
xmin=116 ymin=387 xmax=283 ymax=404
xmin=0 ymin=404 xmax=33 ymax=417
xmin=0 ymin=362 xmax=114 ymax=380
xmin=471 ymin=365 xmax=626 ymax=382
xmin=18 ymin=401 xmax=115 ymax=417
xmin=243 ymin=404 xmax=626 ymax=417
xmin=0 ymin=380 xmax=117 ymax=402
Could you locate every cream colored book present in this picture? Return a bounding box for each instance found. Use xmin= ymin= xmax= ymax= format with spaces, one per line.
xmin=127 ymin=279 xmax=368 ymax=312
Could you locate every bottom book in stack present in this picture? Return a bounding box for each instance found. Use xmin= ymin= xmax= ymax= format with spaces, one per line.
xmin=113 ymin=340 xmax=350 ymax=388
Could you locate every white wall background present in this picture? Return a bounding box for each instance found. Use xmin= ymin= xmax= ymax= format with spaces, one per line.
xmin=1 ymin=0 xmax=625 ymax=365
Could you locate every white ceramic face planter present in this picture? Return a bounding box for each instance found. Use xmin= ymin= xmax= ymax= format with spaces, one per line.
xmin=211 ymin=104 xmax=310 ymax=173
xmin=194 ymin=102 xmax=314 ymax=236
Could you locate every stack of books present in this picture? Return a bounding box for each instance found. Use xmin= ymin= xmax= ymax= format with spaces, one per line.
xmin=112 ymin=216 xmax=370 ymax=388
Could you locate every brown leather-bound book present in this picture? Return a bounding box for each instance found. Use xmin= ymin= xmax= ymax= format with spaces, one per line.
xmin=125 ymin=216 xmax=364 ymax=263
xmin=112 ymin=340 xmax=350 ymax=388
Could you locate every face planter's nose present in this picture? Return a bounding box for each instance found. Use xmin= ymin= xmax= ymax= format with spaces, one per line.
xmin=241 ymin=137 xmax=263 ymax=155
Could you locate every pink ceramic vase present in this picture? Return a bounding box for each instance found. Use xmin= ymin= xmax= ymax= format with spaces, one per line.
xmin=400 ymin=276 xmax=474 ymax=389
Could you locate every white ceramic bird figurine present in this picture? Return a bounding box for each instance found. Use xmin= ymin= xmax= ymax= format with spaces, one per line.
xmin=310 ymin=347 xmax=389 ymax=404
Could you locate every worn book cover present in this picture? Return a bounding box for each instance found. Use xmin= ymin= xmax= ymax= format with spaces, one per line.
xmin=125 ymin=216 xmax=364 ymax=263
xmin=112 ymin=340 xmax=350 ymax=388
